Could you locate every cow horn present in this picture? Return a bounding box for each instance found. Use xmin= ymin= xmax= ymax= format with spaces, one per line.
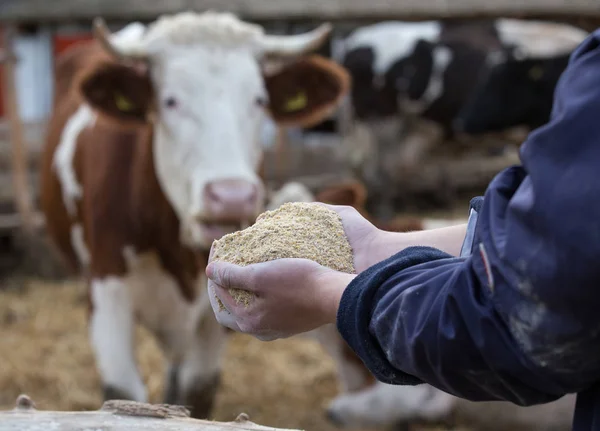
xmin=258 ymin=23 xmax=332 ymax=57
xmin=93 ymin=17 xmax=147 ymax=62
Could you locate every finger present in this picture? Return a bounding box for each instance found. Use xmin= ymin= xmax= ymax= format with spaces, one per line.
xmin=212 ymin=279 xmax=249 ymax=312
xmin=206 ymin=261 xmax=256 ymax=292
xmin=207 ymin=278 xmax=232 ymax=314
xmin=207 ymin=280 xmax=243 ymax=332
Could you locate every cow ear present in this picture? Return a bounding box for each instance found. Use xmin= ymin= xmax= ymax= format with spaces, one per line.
xmin=79 ymin=62 xmax=154 ymax=124
xmin=263 ymin=55 xmax=350 ymax=128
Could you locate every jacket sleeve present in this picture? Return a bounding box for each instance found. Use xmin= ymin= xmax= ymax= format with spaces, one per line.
xmin=337 ymin=29 xmax=600 ymax=406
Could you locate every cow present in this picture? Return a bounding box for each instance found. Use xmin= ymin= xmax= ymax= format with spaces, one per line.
xmin=333 ymin=20 xmax=502 ymax=218
xmin=39 ymin=10 xmax=351 ymax=419
xmin=335 ymin=19 xmax=589 ymax=219
xmin=453 ymin=20 xmax=589 ymax=134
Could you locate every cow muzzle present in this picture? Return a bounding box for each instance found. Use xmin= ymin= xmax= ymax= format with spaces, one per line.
xmin=203 ymin=178 xmax=262 ymax=221
xmin=185 ymin=179 xmax=263 ymax=248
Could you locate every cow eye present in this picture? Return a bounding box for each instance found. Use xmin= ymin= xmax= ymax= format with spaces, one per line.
xmin=164 ymin=97 xmax=178 ymax=108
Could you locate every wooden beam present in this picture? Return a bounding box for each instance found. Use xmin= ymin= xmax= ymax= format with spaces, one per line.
xmin=1 ymin=395 xmax=302 ymax=431
xmin=1 ymin=0 xmax=599 ymax=23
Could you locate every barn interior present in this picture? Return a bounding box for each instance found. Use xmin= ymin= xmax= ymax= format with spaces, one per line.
xmin=0 ymin=1 xmax=598 ymax=430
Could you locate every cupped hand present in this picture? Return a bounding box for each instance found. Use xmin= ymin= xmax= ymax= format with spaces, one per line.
xmin=206 ymin=257 xmax=356 ymax=341
xmin=315 ymin=203 xmax=386 ymax=273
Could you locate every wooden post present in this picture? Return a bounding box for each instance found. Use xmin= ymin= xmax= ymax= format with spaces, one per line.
xmin=1 ymin=25 xmax=35 ymax=234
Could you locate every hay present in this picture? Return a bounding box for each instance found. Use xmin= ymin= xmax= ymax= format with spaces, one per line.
xmin=0 ymin=279 xmax=383 ymax=431
xmin=211 ymin=202 xmax=355 ymax=307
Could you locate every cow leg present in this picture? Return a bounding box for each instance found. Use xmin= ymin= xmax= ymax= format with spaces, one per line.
xmin=326 ymin=382 xmax=455 ymax=429
xmin=174 ymin=307 xmax=227 ymax=419
xmin=308 ymin=324 xmax=374 ymax=393
xmin=123 ymin=251 xmax=228 ymax=419
xmin=89 ymin=277 xmax=147 ymax=403
xmin=161 ymin=313 xmax=225 ymax=418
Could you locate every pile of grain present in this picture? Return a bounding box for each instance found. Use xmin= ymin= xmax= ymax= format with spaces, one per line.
xmin=211 ymin=202 xmax=355 ymax=307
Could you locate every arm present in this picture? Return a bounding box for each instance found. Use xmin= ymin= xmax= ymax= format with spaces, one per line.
xmin=337 ymin=30 xmax=600 ymax=405
xmin=372 ymin=222 xmax=468 ymax=259
xmin=329 ymin=204 xmax=471 ymax=275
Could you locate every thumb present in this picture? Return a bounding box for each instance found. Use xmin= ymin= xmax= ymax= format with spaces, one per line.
xmin=206 ymin=261 xmax=252 ymax=291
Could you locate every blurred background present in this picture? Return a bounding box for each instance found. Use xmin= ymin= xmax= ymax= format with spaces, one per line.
xmin=0 ymin=1 xmax=598 ymax=430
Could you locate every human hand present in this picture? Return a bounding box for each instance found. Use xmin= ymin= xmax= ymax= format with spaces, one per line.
xmin=316 ymin=203 xmax=387 ymax=273
xmin=206 ymin=257 xmax=356 ymax=341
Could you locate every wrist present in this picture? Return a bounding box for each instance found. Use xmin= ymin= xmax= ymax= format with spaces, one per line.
xmin=314 ymin=269 xmax=356 ymax=325
xmin=367 ymin=229 xmax=410 ymax=265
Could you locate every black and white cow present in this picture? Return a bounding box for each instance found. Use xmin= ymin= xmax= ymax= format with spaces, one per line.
xmin=453 ymin=20 xmax=589 ymax=134
xmin=340 ymin=18 xmax=588 ymax=139
xmin=335 ymin=19 xmax=589 ymax=218
xmin=339 ymin=19 xmax=503 ymax=137
xmin=335 ymin=19 xmax=504 ymax=216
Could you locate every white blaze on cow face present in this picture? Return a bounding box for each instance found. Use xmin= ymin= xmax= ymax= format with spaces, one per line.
xmin=149 ymin=45 xmax=266 ymax=248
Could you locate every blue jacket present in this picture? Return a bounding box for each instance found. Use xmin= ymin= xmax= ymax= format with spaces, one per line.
xmin=337 ymin=29 xmax=600 ymax=430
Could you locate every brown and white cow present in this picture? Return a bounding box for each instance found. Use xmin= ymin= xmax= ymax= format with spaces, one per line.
xmin=39 ymin=11 xmax=350 ymax=419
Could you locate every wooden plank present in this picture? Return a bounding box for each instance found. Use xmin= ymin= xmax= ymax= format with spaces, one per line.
xmin=0 ymin=395 xmax=301 ymax=431
xmin=1 ymin=0 xmax=600 ymax=23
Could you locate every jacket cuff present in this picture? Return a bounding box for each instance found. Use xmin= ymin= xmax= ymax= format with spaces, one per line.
xmin=336 ymin=245 xmax=453 ymax=385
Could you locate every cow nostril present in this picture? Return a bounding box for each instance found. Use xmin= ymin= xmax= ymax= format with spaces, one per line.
xmin=206 ymin=184 xmax=222 ymax=203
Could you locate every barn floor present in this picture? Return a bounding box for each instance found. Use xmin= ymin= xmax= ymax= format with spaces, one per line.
xmin=0 ymin=277 xmax=465 ymax=431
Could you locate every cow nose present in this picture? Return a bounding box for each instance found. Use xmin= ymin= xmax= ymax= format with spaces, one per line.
xmin=204 ymin=179 xmax=260 ymax=220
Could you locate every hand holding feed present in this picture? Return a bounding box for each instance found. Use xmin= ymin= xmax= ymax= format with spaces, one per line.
xmin=207 ymin=258 xmax=355 ymax=340
xmin=315 ymin=203 xmax=386 ymax=273
xmin=205 ymin=202 xmax=357 ymax=340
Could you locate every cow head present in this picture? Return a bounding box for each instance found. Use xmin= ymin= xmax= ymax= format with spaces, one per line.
xmin=453 ymin=49 xmax=570 ymax=135
xmin=453 ymin=19 xmax=590 ymax=135
xmin=78 ymin=11 xmax=350 ymax=250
